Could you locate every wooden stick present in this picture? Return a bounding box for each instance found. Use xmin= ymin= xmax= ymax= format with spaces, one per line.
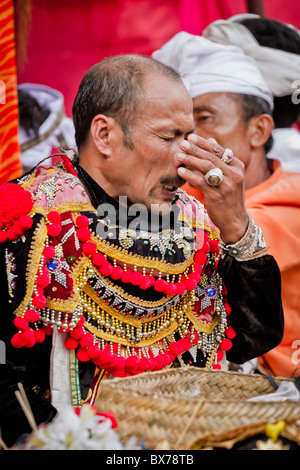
xmin=174 ymin=399 xmax=204 ymax=449
xmin=0 ymin=437 xmax=9 ymax=450
xmin=15 ymin=383 xmax=38 ymax=432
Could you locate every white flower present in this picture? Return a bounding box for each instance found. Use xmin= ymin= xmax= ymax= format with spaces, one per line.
xmin=23 ymin=404 xmax=124 ymax=450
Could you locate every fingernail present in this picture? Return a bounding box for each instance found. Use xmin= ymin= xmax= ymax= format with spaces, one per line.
xmin=188 ymin=134 xmax=197 ymax=143
xmin=177 ymin=152 xmax=187 ymax=160
xmin=181 ymin=140 xmax=190 ymax=150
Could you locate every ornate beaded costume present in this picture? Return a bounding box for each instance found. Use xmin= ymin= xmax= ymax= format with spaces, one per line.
xmin=0 ymin=154 xmax=235 ymax=391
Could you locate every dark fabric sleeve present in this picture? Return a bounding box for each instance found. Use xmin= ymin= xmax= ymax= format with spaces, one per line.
xmin=0 ymin=244 xmax=57 ymax=448
xmin=218 ymin=254 xmax=284 ymax=364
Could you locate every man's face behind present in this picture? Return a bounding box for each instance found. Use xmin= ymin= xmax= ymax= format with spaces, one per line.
xmin=104 ymin=75 xmax=194 ymax=216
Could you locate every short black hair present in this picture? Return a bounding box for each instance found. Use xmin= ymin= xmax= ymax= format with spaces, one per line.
xmin=237 ymin=17 xmax=300 ymax=128
xmin=72 ymin=54 xmax=183 ymax=149
xmin=18 ymin=88 xmax=50 ymax=138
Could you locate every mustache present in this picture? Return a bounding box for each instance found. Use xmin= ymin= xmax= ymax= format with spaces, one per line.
xmin=160 ymin=174 xmax=186 ymax=188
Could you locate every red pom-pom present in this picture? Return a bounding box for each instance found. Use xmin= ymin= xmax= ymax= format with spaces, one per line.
xmin=216 ymin=349 xmax=224 ymax=362
xmin=138 ymin=356 xmax=150 ymax=371
xmin=224 ymin=302 xmax=231 ymax=315
xmin=47 ymin=223 xmax=62 ymax=237
xmin=0 ymin=183 xmax=33 ymax=229
xmin=22 ymin=328 xmax=36 ymax=347
xmin=194 ymin=251 xmax=207 ymax=265
xmin=35 ymin=329 xmax=46 ymax=343
xmin=47 ymin=211 xmax=61 ymax=224
xmin=121 ymin=269 xmax=133 ymax=283
xmin=209 ymin=239 xmax=220 ymax=254
xmin=80 ymin=333 xmax=94 ymax=348
xmin=220 ymin=338 xmax=233 ymax=352
xmin=212 ymin=364 xmax=221 ymax=370
xmin=130 ymin=271 xmax=143 ymax=286
xmin=76 ymin=227 xmax=91 ymax=242
xmin=139 ymin=275 xmax=155 ymax=290
xmin=183 ymin=277 xmax=197 ymax=291
xmin=82 ymin=242 xmax=97 ymax=256
xmin=174 ymin=282 xmax=186 ymax=295
xmin=36 ymin=273 xmax=50 ymax=288
xmin=11 ymin=332 xmax=27 ymax=348
xmin=164 ymin=283 xmax=177 ymax=296
xmin=91 ymin=252 xmax=106 ymax=267
xmin=24 ymin=309 xmax=40 ymax=323
xmin=169 ymin=337 xmax=191 ymax=355
xmin=76 ymin=315 xmax=85 ymax=327
xmin=225 ymin=326 xmax=236 ymax=339
xmin=153 ymin=354 xmax=165 ymax=371
xmin=125 ymin=355 xmax=140 ymax=372
xmin=13 ymin=316 xmax=28 ymax=331
xmin=70 ymin=326 xmax=84 ymax=339
xmin=0 ymin=230 xmax=8 ymax=243
xmin=32 ymin=295 xmax=47 ymax=309
xmin=64 ymin=337 xmax=79 ymax=350
xmin=188 ymin=272 xmax=201 ymax=283
xmin=19 ymin=215 xmax=33 ymax=230
xmin=43 ymin=246 xmax=55 ymax=259
xmin=87 ymin=344 xmax=101 ymax=358
xmin=112 ymin=356 xmax=126 ymax=370
xmin=154 ymin=278 xmax=168 ymax=292
xmin=76 ymin=215 xmax=90 ymax=228
xmin=110 ymin=266 xmax=124 ymax=280
xmin=99 ymin=262 xmax=113 ymax=276
xmin=77 ymin=348 xmax=90 ymax=362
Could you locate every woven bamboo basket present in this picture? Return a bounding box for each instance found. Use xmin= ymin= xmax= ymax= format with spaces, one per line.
xmin=96 ymin=367 xmax=300 ymax=450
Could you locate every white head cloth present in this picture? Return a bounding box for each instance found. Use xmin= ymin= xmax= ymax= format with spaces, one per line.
xmin=203 ymin=14 xmax=300 ymax=97
xmin=152 ymin=31 xmax=273 ymax=108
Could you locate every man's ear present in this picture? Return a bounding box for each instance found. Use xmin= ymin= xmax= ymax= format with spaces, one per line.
xmin=90 ymin=114 xmax=115 ymax=156
xmin=249 ymin=114 xmax=274 ymax=149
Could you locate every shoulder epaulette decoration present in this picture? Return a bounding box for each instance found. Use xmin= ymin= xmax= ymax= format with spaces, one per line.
xmin=1 ymin=157 xmax=235 ymax=378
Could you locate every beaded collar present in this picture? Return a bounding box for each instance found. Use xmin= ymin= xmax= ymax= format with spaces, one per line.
xmin=2 ymin=155 xmax=234 ymax=379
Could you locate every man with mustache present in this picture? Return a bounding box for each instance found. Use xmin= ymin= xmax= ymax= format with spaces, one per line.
xmin=0 ymin=54 xmax=283 ymax=446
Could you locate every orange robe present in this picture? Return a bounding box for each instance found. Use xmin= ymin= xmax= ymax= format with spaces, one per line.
xmin=183 ymin=162 xmax=300 ymax=377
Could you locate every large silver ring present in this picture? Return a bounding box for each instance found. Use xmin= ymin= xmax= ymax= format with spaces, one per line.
xmin=221 ymin=148 xmax=234 ymax=164
xmin=204 ymin=167 xmax=223 ymax=187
